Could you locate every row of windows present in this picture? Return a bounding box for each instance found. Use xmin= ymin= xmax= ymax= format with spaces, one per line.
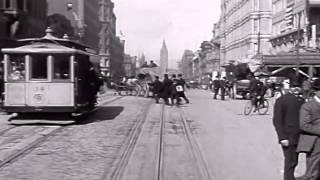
xmin=0 ymin=0 xmax=26 ymax=11
xmin=7 ymin=54 xmax=71 ymax=82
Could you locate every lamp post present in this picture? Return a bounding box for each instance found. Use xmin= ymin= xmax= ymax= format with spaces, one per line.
xmin=257 ymin=13 xmax=261 ymax=56
xmin=295 ymin=13 xmax=301 ymax=78
xmin=66 ymin=1 xmax=85 ymax=40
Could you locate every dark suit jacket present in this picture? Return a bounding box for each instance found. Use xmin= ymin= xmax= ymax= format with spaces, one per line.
xmin=297 ymin=99 xmax=320 ymax=152
xmin=273 ymin=93 xmax=305 ymax=145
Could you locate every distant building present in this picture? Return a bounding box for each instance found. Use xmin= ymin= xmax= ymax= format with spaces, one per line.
xmin=179 ymin=50 xmax=194 ymax=79
xmin=138 ymin=53 xmax=146 ymax=68
xmin=160 ymin=40 xmax=168 ymax=74
xmin=123 ymin=54 xmax=137 ymax=77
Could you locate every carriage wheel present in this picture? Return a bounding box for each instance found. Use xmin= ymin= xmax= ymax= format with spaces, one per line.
xmin=258 ymin=99 xmax=269 ymax=115
xmin=119 ymin=90 xmax=126 ymax=96
xmin=131 ymin=89 xmax=138 ymax=96
xmin=244 ymin=100 xmax=253 ymax=115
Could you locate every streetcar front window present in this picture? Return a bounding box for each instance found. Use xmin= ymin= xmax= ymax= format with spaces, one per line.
xmin=8 ymin=55 xmax=25 ymax=81
xmin=30 ymin=54 xmax=48 ymax=80
xmin=53 ymin=55 xmax=70 ymax=80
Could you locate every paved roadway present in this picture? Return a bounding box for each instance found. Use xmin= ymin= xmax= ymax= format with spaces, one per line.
xmin=183 ymin=89 xmax=305 ymax=180
xmin=0 ymin=89 xmax=306 ymax=180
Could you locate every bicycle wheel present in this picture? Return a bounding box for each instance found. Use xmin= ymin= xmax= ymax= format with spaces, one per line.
xmin=258 ymin=99 xmax=269 ymax=115
xmin=244 ymin=100 xmax=253 ymax=115
xmin=131 ymin=89 xmax=138 ymax=96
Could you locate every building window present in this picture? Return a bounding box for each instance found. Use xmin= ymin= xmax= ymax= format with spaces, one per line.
xmin=5 ymin=0 xmax=11 ymax=8
xmin=254 ymin=19 xmax=259 ymax=33
xmin=17 ymin=0 xmax=25 ymax=11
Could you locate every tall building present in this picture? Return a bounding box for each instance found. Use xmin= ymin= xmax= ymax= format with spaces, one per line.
xmin=180 ymin=50 xmax=194 ymax=79
xmin=47 ymin=0 xmax=125 ymax=79
xmin=219 ymin=0 xmax=273 ymax=65
xmin=264 ymin=0 xmax=320 ymax=79
xmin=0 ymin=0 xmax=47 ymax=41
xmin=47 ymin=0 xmax=100 ymax=50
xmin=160 ymin=40 xmax=168 ymax=74
xmin=0 ymin=0 xmax=47 ymax=83
xmin=270 ymin=0 xmax=320 ymax=53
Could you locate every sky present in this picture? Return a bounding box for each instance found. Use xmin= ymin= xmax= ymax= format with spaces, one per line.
xmin=114 ymin=0 xmax=221 ymax=69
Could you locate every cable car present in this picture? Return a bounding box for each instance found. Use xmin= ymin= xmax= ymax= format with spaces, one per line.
xmin=1 ymin=27 xmax=102 ymax=119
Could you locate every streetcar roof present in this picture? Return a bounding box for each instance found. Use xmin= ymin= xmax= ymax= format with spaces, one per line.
xmin=1 ymin=42 xmax=97 ymax=56
xmin=1 ymin=27 xmax=98 ymax=56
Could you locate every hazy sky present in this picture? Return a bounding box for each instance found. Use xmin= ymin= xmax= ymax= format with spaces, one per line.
xmin=114 ymin=0 xmax=221 ymax=68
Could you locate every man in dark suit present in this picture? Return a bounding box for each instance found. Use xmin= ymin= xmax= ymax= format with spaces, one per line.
xmin=273 ymin=84 xmax=305 ymax=180
xmin=213 ymin=76 xmax=221 ymax=99
xmin=161 ymin=74 xmax=173 ymax=105
xmin=297 ymin=79 xmax=320 ymax=180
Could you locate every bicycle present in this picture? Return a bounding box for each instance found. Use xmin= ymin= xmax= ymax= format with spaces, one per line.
xmin=244 ymin=96 xmax=269 ymax=115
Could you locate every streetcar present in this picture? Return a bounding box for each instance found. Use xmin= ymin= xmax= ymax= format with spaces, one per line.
xmin=1 ymin=27 xmax=102 ymax=119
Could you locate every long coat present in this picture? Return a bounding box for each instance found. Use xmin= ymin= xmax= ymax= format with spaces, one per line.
xmin=297 ymin=99 xmax=320 ymax=152
xmin=273 ymin=93 xmax=305 ymax=145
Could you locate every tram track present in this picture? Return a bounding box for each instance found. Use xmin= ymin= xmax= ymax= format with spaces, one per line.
xmin=106 ymin=103 xmax=213 ymax=180
xmin=178 ymin=108 xmax=213 ymax=180
xmin=158 ymin=106 xmax=212 ymax=180
xmin=0 ymin=95 xmax=124 ymax=170
xmin=104 ymin=100 xmax=153 ymax=180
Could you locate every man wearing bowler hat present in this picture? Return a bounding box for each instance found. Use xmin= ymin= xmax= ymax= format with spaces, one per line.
xmin=273 ymin=83 xmax=305 ymax=180
xmin=297 ymin=79 xmax=320 ymax=180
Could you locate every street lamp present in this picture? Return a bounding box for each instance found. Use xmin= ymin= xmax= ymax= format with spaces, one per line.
xmin=66 ymin=1 xmax=85 ymax=40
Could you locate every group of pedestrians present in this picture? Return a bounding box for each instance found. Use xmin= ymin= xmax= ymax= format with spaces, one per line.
xmin=273 ymin=78 xmax=320 ymax=180
xmin=212 ymin=76 xmax=231 ymax=100
xmin=150 ymin=73 xmax=189 ymax=105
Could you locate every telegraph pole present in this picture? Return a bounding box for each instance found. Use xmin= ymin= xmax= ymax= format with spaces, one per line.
xmin=295 ymin=13 xmax=301 ymax=77
xmin=257 ymin=13 xmax=261 ymax=56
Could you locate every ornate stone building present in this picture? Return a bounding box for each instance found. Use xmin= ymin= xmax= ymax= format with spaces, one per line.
xmin=47 ymin=0 xmax=125 ymax=79
xmin=0 ymin=0 xmax=47 ymax=41
xmin=265 ymin=0 xmax=320 ymax=79
xmin=219 ymin=0 xmax=273 ymax=65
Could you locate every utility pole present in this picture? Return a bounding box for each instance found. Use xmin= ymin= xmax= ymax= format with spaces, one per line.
xmin=295 ymin=13 xmax=301 ymax=77
xmin=257 ymin=13 xmax=261 ymax=56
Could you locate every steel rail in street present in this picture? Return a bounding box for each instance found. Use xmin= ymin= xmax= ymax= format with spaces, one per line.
xmin=178 ymin=108 xmax=214 ymax=180
xmin=156 ymin=104 xmax=165 ymax=180
xmin=0 ymin=95 xmax=124 ymax=170
xmin=104 ymin=100 xmax=153 ymax=180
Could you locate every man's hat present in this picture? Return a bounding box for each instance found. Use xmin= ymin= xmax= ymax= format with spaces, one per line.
xmin=313 ymin=79 xmax=320 ymax=90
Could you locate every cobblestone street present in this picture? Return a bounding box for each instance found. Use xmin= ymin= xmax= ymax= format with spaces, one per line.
xmin=0 ymin=90 xmax=307 ymax=180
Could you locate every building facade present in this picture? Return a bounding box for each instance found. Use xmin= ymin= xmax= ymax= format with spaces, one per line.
xmin=123 ymin=54 xmax=137 ymax=77
xmin=265 ymin=0 xmax=320 ymax=80
xmin=47 ymin=0 xmax=100 ymax=50
xmin=47 ymin=0 xmax=125 ymax=79
xmin=180 ymin=50 xmax=194 ymax=79
xmin=269 ymin=0 xmax=320 ymax=53
xmin=219 ymin=0 xmax=273 ymax=65
xmin=160 ymin=40 xmax=168 ymax=74
xmin=0 ymin=0 xmax=47 ymax=41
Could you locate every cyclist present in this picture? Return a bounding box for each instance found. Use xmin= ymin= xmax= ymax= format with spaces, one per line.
xmin=249 ymin=76 xmax=267 ymax=112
